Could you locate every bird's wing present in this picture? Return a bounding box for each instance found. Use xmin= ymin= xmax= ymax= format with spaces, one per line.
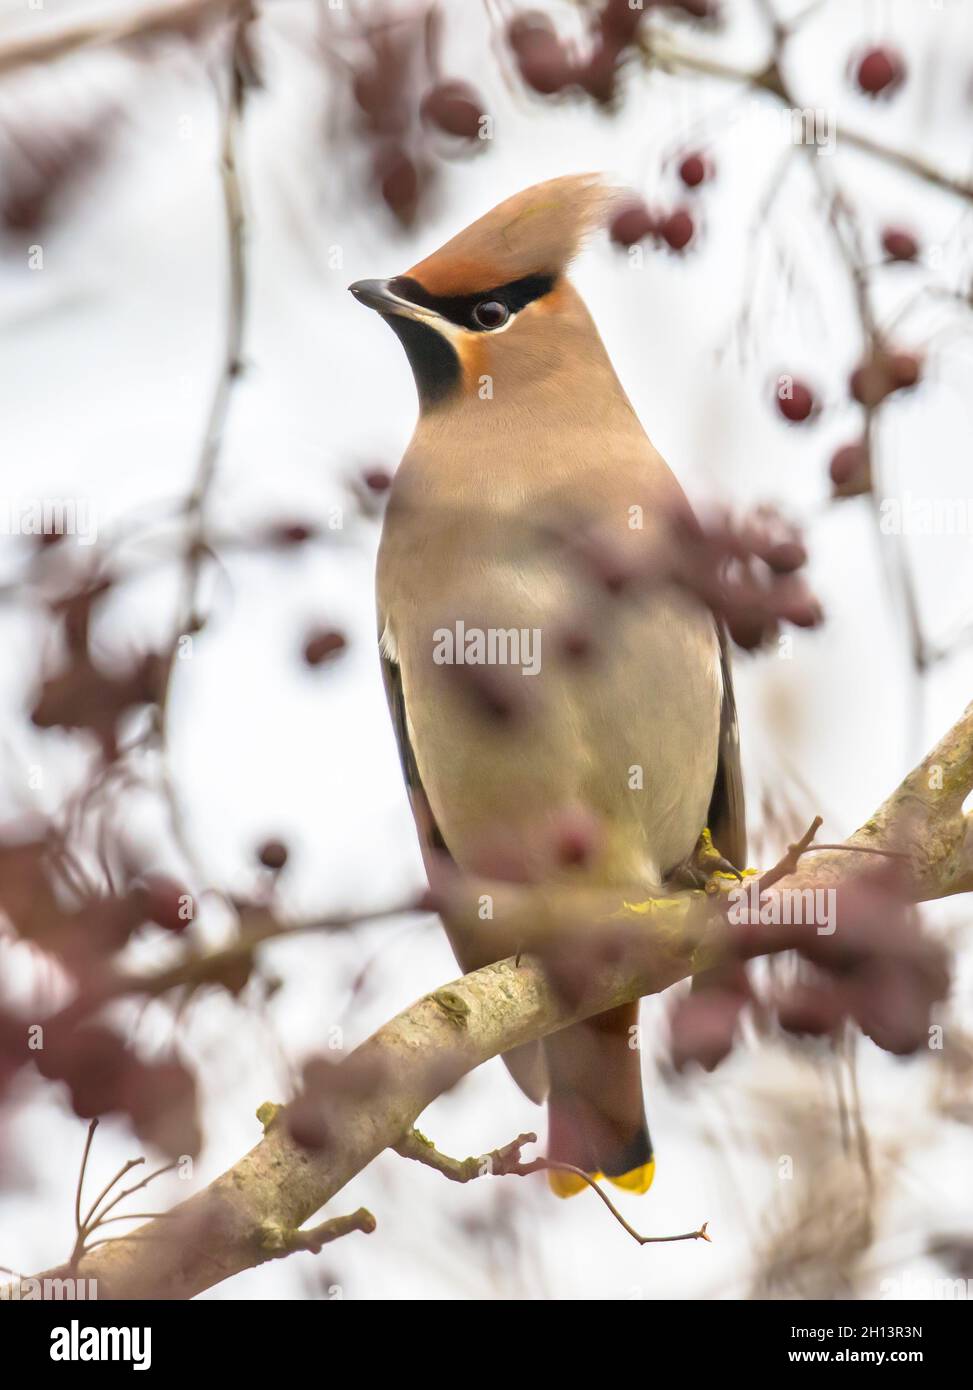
xmin=706 ymin=624 xmax=747 ymax=870
xmin=379 ymin=647 xmax=550 ymax=1103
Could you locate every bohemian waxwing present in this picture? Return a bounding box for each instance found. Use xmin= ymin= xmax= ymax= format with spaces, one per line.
xmin=351 ymin=173 xmax=745 ymax=1197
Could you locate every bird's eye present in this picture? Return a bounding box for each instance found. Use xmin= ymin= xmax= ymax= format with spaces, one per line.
xmin=472 ymin=299 xmax=509 ymax=330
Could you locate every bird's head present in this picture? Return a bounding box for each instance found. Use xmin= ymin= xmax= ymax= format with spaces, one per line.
xmin=349 ymin=174 xmax=617 ymax=414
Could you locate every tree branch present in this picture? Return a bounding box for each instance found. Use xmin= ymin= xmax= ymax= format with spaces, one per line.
xmin=393 ymin=1127 xmax=539 ymax=1182
xmin=642 ymin=30 xmax=973 ymax=204
xmin=14 ymin=700 xmax=973 ymax=1300
xmin=0 ymin=0 xmax=233 ymax=78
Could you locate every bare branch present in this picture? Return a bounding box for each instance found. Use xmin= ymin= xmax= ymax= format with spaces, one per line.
xmin=0 ymin=0 xmax=233 ymax=78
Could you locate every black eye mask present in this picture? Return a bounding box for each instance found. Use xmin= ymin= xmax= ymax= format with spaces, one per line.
xmin=387 ymin=272 xmax=556 ymax=332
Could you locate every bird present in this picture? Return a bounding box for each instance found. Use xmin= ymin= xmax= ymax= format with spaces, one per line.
xmin=350 ymin=173 xmax=745 ymax=1198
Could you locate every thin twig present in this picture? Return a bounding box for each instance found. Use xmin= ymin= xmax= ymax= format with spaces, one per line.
xmin=156 ymin=0 xmax=254 ymax=881
xmin=642 ymin=30 xmax=973 ymax=205
xmin=84 ymin=1211 xmax=174 ymax=1226
xmin=393 ymin=1127 xmax=710 ymax=1247
xmin=87 ymin=1162 xmax=177 ymax=1230
xmin=394 ymin=1128 xmax=539 ymax=1181
xmin=535 ymin=1163 xmax=711 ymax=1247
xmin=81 ymin=1158 xmax=145 ymax=1233
xmin=806 ymin=843 xmax=909 ymax=860
xmin=74 ymin=1119 xmax=99 ymax=1238
xmin=757 ymin=816 xmax=823 ymax=894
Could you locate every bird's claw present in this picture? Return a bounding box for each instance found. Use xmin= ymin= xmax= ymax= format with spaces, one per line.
xmin=672 ymin=827 xmax=743 ymax=894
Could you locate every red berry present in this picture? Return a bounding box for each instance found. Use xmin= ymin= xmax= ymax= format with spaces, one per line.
xmin=854 ymin=47 xmax=905 ymax=97
xmin=507 ymin=11 xmax=555 ymax=51
xmin=849 ymin=359 xmax=892 ymax=408
xmin=776 ymin=378 xmax=816 ymax=422
xmin=303 ymin=628 xmax=347 ymax=667
xmin=363 ymin=467 xmax=392 ymax=493
xmin=610 ymin=201 xmax=656 ymax=247
xmin=579 ymin=41 xmax=620 ymax=106
xmin=258 ymin=839 xmax=288 ymax=871
xmin=287 ymin=1100 xmax=332 ymax=1151
xmin=268 ymin=521 xmax=315 ymax=546
xmin=661 ymin=208 xmax=694 ymax=251
xmin=600 ymin=0 xmax=644 ymax=45
xmin=508 ymin=17 xmax=573 ymax=95
xmin=778 ymin=984 xmax=841 ymax=1037
xmin=351 ymin=69 xmax=409 ymax=136
xmin=419 ymin=81 xmax=484 ymax=139
xmin=889 ymin=352 xmax=920 ymax=389
xmin=830 ymin=442 xmax=871 ymax=498
xmin=882 ymin=227 xmax=918 ymax=262
xmin=726 ymin=611 xmax=771 ymax=651
xmin=678 ymin=152 xmax=710 ymax=188
xmin=136 ymin=874 xmax=194 ymax=933
xmin=374 ymin=147 xmax=419 ymax=222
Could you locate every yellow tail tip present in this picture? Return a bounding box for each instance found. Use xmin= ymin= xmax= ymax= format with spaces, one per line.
xmin=547 ymin=1159 xmax=655 ymax=1198
xmin=547 ymin=1167 xmax=602 ymax=1198
xmin=606 ymin=1158 xmax=656 ymax=1195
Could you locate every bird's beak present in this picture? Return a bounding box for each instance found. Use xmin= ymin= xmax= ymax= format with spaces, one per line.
xmin=348 ymin=278 xmax=435 ymax=323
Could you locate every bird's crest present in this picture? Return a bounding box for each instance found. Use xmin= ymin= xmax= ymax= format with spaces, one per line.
xmin=406 ymin=174 xmax=616 ymax=295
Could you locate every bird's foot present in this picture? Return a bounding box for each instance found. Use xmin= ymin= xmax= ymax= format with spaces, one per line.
xmin=670 ymin=827 xmax=744 ymax=895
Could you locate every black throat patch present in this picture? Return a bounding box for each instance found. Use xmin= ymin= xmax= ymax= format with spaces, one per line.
xmin=384 ymin=314 xmax=461 ymax=410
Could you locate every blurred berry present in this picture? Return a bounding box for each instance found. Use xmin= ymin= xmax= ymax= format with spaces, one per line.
xmin=776 ymin=379 xmax=816 ymax=422
xmin=267 ymin=521 xmax=316 ymax=546
xmin=830 ymin=442 xmax=871 ymax=498
xmin=258 ymin=839 xmax=288 ymax=872
xmin=850 ymin=351 xmax=920 ymax=406
xmin=882 ymin=227 xmax=918 ymax=262
xmin=678 ymin=152 xmax=711 ymax=188
xmin=363 ymin=467 xmax=392 ymax=493
xmin=600 ymin=0 xmax=644 ymax=45
xmin=849 ymin=360 xmax=890 ymax=407
xmin=508 ymin=14 xmax=574 ymax=95
xmin=726 ymin=611 xmax=773 ymax=651
xmin=579 ymin=40 xmax=621 ymax=105
xmin=661 ymin=208 xmax=694 ymax=251
xmin=304 ymin=628 xmax=347 ymax=667
xmin=136 ymin=874 xmax=194 ymax=933
xmin=889 ymin=351 xmax=921 ymax=389
xmin=610 ymin=201 xmax=656 ymax=247
xmin=373 ymin=146 xmax=420 ymax=223
xmin=854 ymin=47 xmax=905 ymax=97
xmin=352 ymin=68 xmax=409 ymax=136
xmin=420 ymin=81 xmax=485 ymax=139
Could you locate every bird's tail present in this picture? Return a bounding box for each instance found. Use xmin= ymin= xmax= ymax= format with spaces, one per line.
xmin=543 ymin=1002 xmax=655 ymax=1198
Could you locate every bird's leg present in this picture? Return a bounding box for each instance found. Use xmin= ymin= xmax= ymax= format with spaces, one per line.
xmin=670 ymin=827 xmax=744 ymax=893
